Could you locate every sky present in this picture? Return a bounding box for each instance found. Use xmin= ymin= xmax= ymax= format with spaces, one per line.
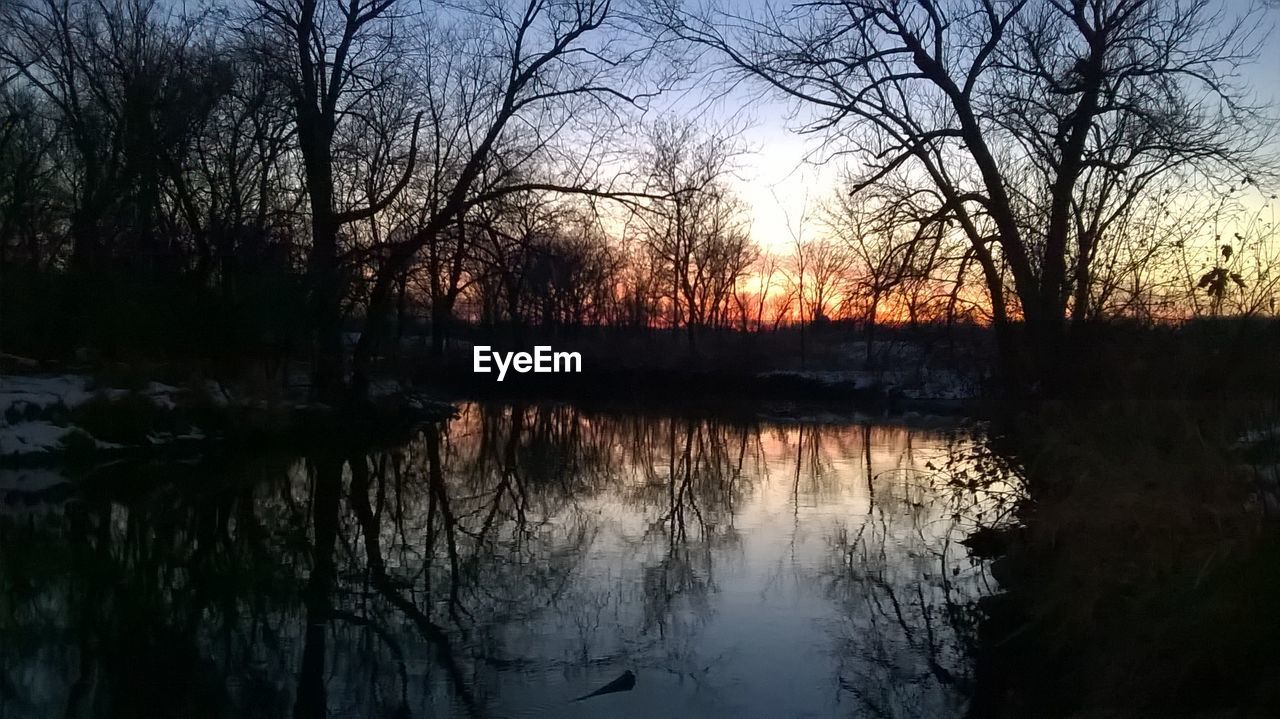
xmin=685 ymin=0 xmax=1280 ymax=253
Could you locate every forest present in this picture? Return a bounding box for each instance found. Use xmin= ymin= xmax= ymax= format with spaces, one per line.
xmin=2 ymin=0 xmax=1276 ymax=404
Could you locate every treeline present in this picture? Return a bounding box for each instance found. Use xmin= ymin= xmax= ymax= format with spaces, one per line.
xmin=0 ymin=0 xmax=776 ymax=394
xmin=2 ymin=0 xmax=1277 ymax=400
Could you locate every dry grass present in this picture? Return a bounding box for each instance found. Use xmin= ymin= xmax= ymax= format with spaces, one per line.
xmin=980 ymin=398 xmax=1280 ymax=717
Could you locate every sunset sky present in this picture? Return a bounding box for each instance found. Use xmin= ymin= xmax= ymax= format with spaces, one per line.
xmin=692 ymin=0 xmax=1280 ymax=253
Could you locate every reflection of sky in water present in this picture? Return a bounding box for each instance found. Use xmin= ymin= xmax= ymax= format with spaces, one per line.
xmin=0 ymin=403 xmax=1013 ymax=719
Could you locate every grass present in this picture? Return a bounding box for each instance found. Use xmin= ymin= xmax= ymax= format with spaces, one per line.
xmin=973 ymin=398 xmax=1280 ymax=718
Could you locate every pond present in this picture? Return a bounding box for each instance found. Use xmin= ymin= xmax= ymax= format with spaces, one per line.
xmin=0 ymin=402 xmax=1018 ymax=718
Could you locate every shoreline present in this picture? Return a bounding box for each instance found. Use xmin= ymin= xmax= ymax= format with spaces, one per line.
xmin=1 ymin=365 xmax=981 ymax=466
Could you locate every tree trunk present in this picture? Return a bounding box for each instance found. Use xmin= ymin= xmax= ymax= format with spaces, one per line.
xmin=309 ymin=217 xmax=345 ymax=404
xmin=972 ymin=242 xmax=1025 ymax=398
xmin=865 ymin=295 xmax=878 ymax=368
xmin=431 ymin=300 xmax=451 ymax=360
xmin=394 ymin=271 xmax=409 ymax=378
xmin=350 ymin=261 xmax=405 ymax=402
xmin=294 ymin=454 xmax=342 ymax=719
xmin=297 ymin=92 xmax=346 ymax=404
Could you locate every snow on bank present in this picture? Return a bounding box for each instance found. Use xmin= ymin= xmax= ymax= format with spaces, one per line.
xmin=900 ymin=368 xmax=983 ymax=401
xmin=0 ymin=373 xmax=184 ymax=457
xmin=758 ymin=367 xmax=981 ymax=401
xmin=0 ymin=374 xmax=95 ymax=412
xmin=2 ymin=371 xmax=455 ymax=458
xmin=2 ymin=374 xmax=188 ymax=413
xmin=0 ymin=375 xmax=89 ymax=456
xmin=770 ymin=340 xmax=986 ymax=400
xmin=102 ymin=381 xmax=183 ymax=409
xmin=0 ymin=420 xmax=75 ymax=455
xmin=758 ymin=369 xmax=886 ymax=390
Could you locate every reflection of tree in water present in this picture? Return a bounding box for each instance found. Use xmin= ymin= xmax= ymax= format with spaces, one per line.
xmin=805 ymin=425 xmax=1007 ymax=719
xmin=0 ymin=405 xmax=763 ymax=716
xmin=632 ymin=418 xmax=749 ymax=642
xmin=0 ymin=406 xmax=1007 ymax=718
xmin=0 ymin=458 xmax=306 ymax=719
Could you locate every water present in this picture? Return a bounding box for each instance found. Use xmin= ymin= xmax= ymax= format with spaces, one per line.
xmin=0 ymin=402 xmax=1014 ymax=718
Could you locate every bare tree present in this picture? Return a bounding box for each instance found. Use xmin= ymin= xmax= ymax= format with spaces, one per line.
xmin=1 ymin=0 xmax=233 ymax=268
xmin=0 ymin=87 xmax=63 ymax=270
xmin=735 ymin=251 xmax=783 ymax=332
xmin=661 ymin=0 xmax=1273 ymax=390
xmin=246 ymin=0 xmax=421 ymax=401
xmin=634 ymin=116 xmax=754 ymax=351
xmin=825 ymin=187 xmax=952 ymax=363
xmin=346 ymin=0 xmax=657 ymax=399
xmin=796 ymin=237 xmax=851 ymax=325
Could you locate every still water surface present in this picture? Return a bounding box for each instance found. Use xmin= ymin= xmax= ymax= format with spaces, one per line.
xmin=0 ymin=402 xmax=1015 ymax=718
